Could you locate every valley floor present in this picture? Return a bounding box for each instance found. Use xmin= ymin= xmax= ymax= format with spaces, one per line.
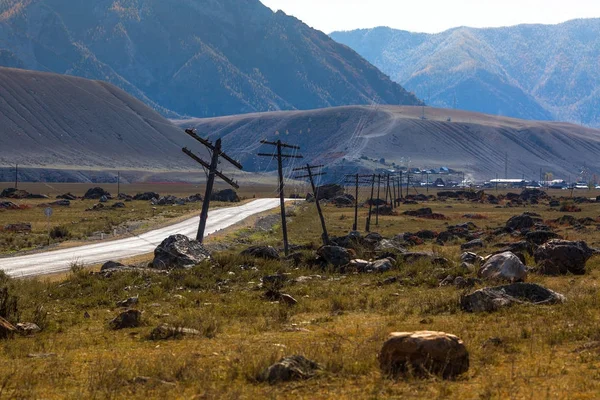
xmin=0 ymin=191 xmax=600 ymax=398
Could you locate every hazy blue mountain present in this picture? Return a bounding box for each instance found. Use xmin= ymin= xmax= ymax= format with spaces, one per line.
xmin=0 ymin=0 xmax=420 ymax=118
xmin=331 ymin=19 xmax=600 ymax=126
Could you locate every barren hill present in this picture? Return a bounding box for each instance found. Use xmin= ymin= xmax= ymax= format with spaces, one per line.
xmin=177 ymin=105 xmax=600 ymax=180
xmin=0 ymin=67 xmax=203 ymax=180
xmin=0 ymin=0 xmax=420 ymax=118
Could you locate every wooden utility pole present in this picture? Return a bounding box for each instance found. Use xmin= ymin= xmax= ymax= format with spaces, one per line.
xmin=345 ymin=174 xmax=373 ymax=232
xmin=384 ymin=174 xmax=390 ymax=208
xmin=14 ymin=163 xmax=18 ymax=190
xmin=183 ymin=129 xmax=243 ymax=242
xmin=406 ymin=171 xmax=410 ymax=198
xmin=294 ymin=164 xmax=329 ymax=245
xmin=376 ymin=174 xmax=381 ymax=226
xmin=258 ymin=140 xmax=303 ymax=256
xmin=392 ymin=177 xmax=397 ymax=207
xmin=366 ymin=174 xmax=376 ymax=232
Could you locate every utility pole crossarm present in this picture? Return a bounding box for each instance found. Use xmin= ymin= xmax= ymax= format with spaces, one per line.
xmin=182 ymin=148 xmax=240 ymax=189
xmin=261 ymin=139 xmax=300 ymax=150
xmin=185 ymin=129 xmax=243 ymax=170
xmin=257 ymin=153 xmax=304 ymax=159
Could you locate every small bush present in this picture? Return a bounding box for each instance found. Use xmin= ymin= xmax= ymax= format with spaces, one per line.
xmin=50 ymin=226 xmax=71 ymax=240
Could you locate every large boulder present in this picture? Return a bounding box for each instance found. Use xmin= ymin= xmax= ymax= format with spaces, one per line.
xmin=331 ymin=194 xmax=354 ymax=207
xmin=461 ymin=283 xmax=566 ymax=313
xmin=261 ymin=355 xmax=320 ymax=384
xmin=534 ymin=240 xmax=594 ymax=275
xmin=379 ymin=331 xmax=469 ymax=379
xmin=83 ymin=187 xmax=111 ymax=200
xmin=314 ymin=184 xmax=344 ymax=201
xmin=210 ymin=189 xmax=240 ymax=202
xmin=479 ymin=252 xmax=527 ymax=282
xmin=317 ymin=246 xmax=351 ymax=267
xmin=241 ymin=246 xmax=279 ymax=260
xmin=151 ymin=235 xmax=211 ymax=270
xmin=461 ymin=239 xmax=484 ymax=250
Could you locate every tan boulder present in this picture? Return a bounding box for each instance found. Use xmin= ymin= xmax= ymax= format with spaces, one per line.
xmin=379 ymin=331 xmax=469 ymax=379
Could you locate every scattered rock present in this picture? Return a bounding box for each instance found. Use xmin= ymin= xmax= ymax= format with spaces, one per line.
xmin=149 ymin=324 xmax=201 ymax=340
xmin=461 ymin=239 xmax=484 ymax=250
xmin=2 ymin=223 xmax=31 ymax=233
xmin=112 ymin=202 xmax=126 ymax=209
xmin=316 ymin=246 xmax=351 ymax=267
xmin=525 ymin=230 xmax=559 ymax=245
xmin=375 ymin=239 xmax=406 ymax=254
xmin=116 ymin=296 xmax=139 ymax=308
xmin=461 ymin=252 xmax=484 ymax=265
xmin=460 ymin=283 xmax=566 ymax=313
xmin=364 ymin=258 xmax=395 ymax=273
xmin=379 ymin=331 xmax=469 ymax=379
xmin=110 ymin=309 xmax=141 ymax=329
xmin=84 ymin=187 xmax=111 ymax=200
xmin=534 ymin=240 xmax=594 ymax=275
xmin=16 ymin=322 xmax=41 ymax=335
xmin=86 ymin=203 xmax=105 ymax=211
xmin=506 ymin=214 xmax=537 ymax=231
xmin=241 ymin=246 xmax=279 ymax=260
xmin=331 ymin=195 xmax=354 ymax=207
xmin=0 ymin=201 xmax=19 ymax=210
xmin=100 ymin=261 xmax=127 ymax=271
xmin=99 ymin=195 xmax=109 ymax=203
xmin=56 ymin=192 xmax=77 ymax=200
xmin=134 ymin=192 xmax=160 ymax=201
xmin=262 ymin=274 xmax=287 ymax=290
xmin=1 ymin=188 xmax=47 ymax=199
xmin=151 ymin=235 xmax=211 ymax=270
xmin=261 ymin=355 xmax=320 ymax=383
xmin=403 ymin=208 xmax=448 ymax=220
xmin=479 ymin=252 xmax=527 ymax=282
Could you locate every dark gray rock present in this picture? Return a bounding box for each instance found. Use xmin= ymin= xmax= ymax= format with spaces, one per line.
xmin=134 ymin=192 xmax=160 ymax=201
xmin=241 ymin=246 xmax=279 ymax=260
xmin=100 ymin=261 xmax=127 ymax=271
xmin=461 ymin=239 xmax=484 ymax=250
xmin=84 ymin=187 xmax=111 ymax=200
xmin=525 ymin=230 xmax=559 ymax=245
xmin=262 ymin=355 xmax=320 ymax=384
xmin=151 ymin=235 xmax=211 ymax=270
xmin=461 ymin=283 xmax=566 ymax=313
xmin=317 ymin=246 xmax=351 ymax=267
xmin=506 ymin=214 xmax=537 ymax=231
xmin=110 ymin=309 xmax=141 ymax=329
xmin=315 ymin=184 xmax=344 ymax=201
xmin=534 ymin=240 xmax=594 ymax=275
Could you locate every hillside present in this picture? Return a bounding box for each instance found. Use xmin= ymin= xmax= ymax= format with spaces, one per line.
xmin=177 ymin=105 xmax=600 ymax=180
xmin=330 ymin=19 xmax=600 ymax=127
xmin=0 ymin=67 xmax=205 ymax=181
xmin=0 ymin=0 xmax=420 ymax=118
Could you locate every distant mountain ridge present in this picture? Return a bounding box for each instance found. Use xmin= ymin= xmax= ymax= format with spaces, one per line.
xmin=331 ymin=19 xmax=600 ymax=126
xmin=0 ymin=0 xmax=420 ymax=118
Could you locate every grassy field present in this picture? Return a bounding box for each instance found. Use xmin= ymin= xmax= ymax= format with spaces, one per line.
xmin=0 ymin=182 xmax=279 ymax=254
xmin=1 ymin=189 xmax=600 ymax=398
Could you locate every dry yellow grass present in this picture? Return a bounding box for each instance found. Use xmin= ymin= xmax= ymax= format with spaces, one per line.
xmin=1 ymin=190 xmax=600 ymax=398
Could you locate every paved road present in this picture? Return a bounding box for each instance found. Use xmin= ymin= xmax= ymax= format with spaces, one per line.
xmin=0 ymin=199 xmax=281 ymax=278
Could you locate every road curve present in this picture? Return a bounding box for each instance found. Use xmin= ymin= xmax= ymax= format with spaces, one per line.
xmin=0 ymin=199 xmax=281 ymax=278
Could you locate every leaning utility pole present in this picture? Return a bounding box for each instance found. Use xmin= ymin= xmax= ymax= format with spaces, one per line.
xmin=366 ymin=174 xmax=376 ymax=232
xmin=183 ymin=128 xmax=243 ymax=242
xmin=14 ymin=163 xmax=18 ymax=190
xmin=258 ymin=140 xmax=303 ymax=256
xmin=294 ymin=164 xmax=329 ymax=245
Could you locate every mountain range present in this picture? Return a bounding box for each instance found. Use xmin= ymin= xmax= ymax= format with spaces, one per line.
xmin=0 ymin=0 xmax=420 ymax=118
xmin=331 ymin=19 xmax=600 ymax=127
